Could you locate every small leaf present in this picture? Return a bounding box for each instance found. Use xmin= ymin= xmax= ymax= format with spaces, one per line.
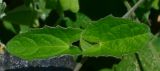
xmin=70 ymin=0 xmax=79 ymax=13
xmin=60 ymin=0 xmax=79 ymax=13
xmin=6 ymin=27 xmax=82 ymax=60
xmin=60 ymin=0 xmax=70 ymax=11
xmin=3 ymin=21 xmax=17 ymax=33
xmin=152 ymin=0 xmax=159 ymax=10
xmin=19 ymin=25 xmax=30 ymax=33
xmin=3 ymin=6 xmax=38 ymax=26
xmin=81 ymin=16 xmax=152 ymax=56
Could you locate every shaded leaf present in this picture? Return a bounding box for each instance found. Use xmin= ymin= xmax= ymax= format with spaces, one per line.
xmin=3 ymin=6 xmax=38 ymax=26
xmin=46 ymin=0 xmax=58 ymax=9
xmin=3 ymin=21 xmax=17 ymax=33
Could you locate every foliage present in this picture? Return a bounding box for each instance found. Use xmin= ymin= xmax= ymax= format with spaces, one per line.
xmin=0 ymin=0 xmax=160 ymax=71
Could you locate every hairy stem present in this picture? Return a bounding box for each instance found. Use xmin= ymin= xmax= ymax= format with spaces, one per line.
xmin=124 ymin=0 xmax=132 ymax=11
xmin=124 ymin=0 xmax=140 ymax=22
xmin=0 ymin=0 xmax=2 ymax=3
xmin=122 ymin=0 xmax=144 ymax=18
xmin=74 ymin=57 xmax=87 ymax=71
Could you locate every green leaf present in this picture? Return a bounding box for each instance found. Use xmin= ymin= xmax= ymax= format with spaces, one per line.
xmin=152 ymin=0 xmax=159 ymax=9
xmin=115 ymin=43 xmax=160 ymax=71
xmin=69 ymin=0 xmax=79 ymax=13
xmin=59 ymin=0 xmax=70 ymax=11
xmin=137 ymin=44 xmax=160 ymax=71
xmin=60 ymin=0 xmax=79 ymax=13
xmin=152 ymin=37 xmax=160 ymax=52
xmin=65 ymin=13 xmax=92 ymax=29
xmin=3 ymin=6 xmax=38 ymax=26
xmin=81 ymin=16 xmax=152 ymax=56
xmin=6 ymin=27 xmax=82 ymax=60
xmin=19 ymin=25 xmax=30 ymax=33
xmin=3 ymin=21 xmax=17 ymax=33
xmin=115 ymin=54 xmax=140 ymax=71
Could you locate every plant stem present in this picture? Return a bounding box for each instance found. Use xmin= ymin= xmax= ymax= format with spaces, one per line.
xmin=124 ymin=0 xmax=132 ymax=11
xmin=74 ymin=63 xmax=82 ymax=71
xmin=74 ymin=57 xmax=87 ymax=71
xmin=0 ymin=2 xmax=6 ymax=19
xmin=122 ymin=0 xmax=144 ymax=18
xmin=0 ymin=0 xmax=2 ymax=3
xmin=124 ymin=0 xmax=140 ymax=22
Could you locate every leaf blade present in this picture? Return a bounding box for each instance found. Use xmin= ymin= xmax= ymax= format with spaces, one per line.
xmin=6 ymin=27 xmax=82 ymax=60
xmin=81 ymin=16 xmax=152 ymax=56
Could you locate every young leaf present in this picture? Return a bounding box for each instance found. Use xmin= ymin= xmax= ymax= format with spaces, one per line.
xmin=60 ymin=0 xmax=79 ymax=13
xmin=6 ymin=27 xmax=82 ymax=60
xmin=59 ymin=0 xmax=70 ymax=11
xmin=3 ymin=21 xmax=17 ymax=33
xmin=152 ymin=0 xmax=159 ymax=9
xmin=70 ymin=0 xmax=79 ymax=13
xmin=81 ymin=16 xmax=152 ymax=56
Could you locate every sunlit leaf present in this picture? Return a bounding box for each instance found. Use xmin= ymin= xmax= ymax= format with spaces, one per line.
xmin=6 ymin=27 xmax=82 ymax=60
xmin=81 ymin=16 xmax=152 ymax=56
xmin=60 ymin=0 xmax=79 ymax=13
